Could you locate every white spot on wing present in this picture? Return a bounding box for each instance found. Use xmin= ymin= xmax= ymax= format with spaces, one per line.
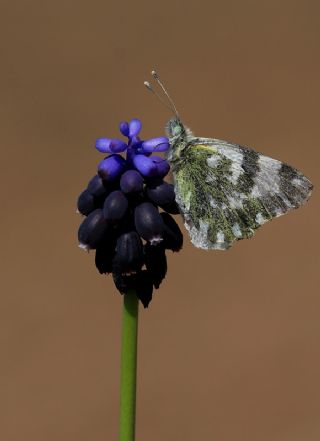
xmin=206 ymin=174 xmax=216 ymax=183
xmin=207 ymin=154 xmax=221 ymax=167
xmin=227 ymin=192 xmax=245 ymax=209
xmin=255 ymin=212 xmax=267 ymax=225
xmin=209 ymin=197 xmax=218 ymax=208
xmin=274 ymin=207 xmax=283 ymax=216
xmin=251 ymin=156 xmax=282 ymax=198
xmin=216 ymin=231 xmax=225 ymax=243
xmin=278 ymin=193 xmax=294 ymax=209
xmin=184 ymin=219 xmax=230 ymax=250
xmin=217 ymin=146 xmax=244 ymax=185
xmin=292 ymin=176 xmax=309 ymax=190
xmin=292 ymin=177 xmax=301 ymax=186
xmin=232 ymin=223 xmax=242 ymax=237
xmin=185 ymin=191 xmax=192 ymax=211
xmin=186 ymin=219 xmax=210 ymax=249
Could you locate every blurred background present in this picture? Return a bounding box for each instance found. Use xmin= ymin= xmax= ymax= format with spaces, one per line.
xmin=0 ymin=0 xmax=319 ymax=440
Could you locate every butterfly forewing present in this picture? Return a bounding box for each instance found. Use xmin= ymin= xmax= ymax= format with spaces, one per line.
xmin=172 ymin=138 xmax=313 ymax=250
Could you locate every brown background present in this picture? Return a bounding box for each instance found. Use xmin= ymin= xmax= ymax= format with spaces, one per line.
xmin=1 ymin=0 xmax=319 ymax=440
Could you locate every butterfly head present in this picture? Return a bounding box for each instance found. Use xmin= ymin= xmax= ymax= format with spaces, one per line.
xmin=166 ymin=118 xmax=186 ymax=141
xmin=165 ymin=118 xmax=193 ymax=165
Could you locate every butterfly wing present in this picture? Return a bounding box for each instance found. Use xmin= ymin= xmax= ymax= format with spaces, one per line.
xmin=172 ymin=138 xmax=313 ymax=250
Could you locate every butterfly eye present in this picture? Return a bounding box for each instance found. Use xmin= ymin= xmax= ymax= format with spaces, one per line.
xmin=173 ymin=125 xmax=181 ymax=136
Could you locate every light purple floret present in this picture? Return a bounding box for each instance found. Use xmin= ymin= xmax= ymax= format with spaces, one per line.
xmin=95 ymin=119 xmax=171 ymax=180
xmin=109 ymin=138 xmax=128 ymax=153
xmin=133 ymin=154 xmax=158 ymax=177
xmin=95 ymin=138 xmax=112 ymax=153
xmin=142 ymin=137 xmax=170 ymax=152
xmin=129 ymin=118 xmax=142 ymax=137
xmin=119 ymin=121 xmax=129 ymax=137
xmin=151 ymin=155 xmax=170 ymax=178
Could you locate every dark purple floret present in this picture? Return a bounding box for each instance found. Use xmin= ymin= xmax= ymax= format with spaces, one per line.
xmin=87 ymin=175 xmax=107 ymax=197
xmin=134 ymin=202 xmax=164 ymax=244
xmin=144 ymin=243 xmax=167 ymax=289
xmin=160 ymin=200 xmax=180 ymax=215
xmin=95 ymin=233 xmax=117 ymax=274
xmin=134 ymin=270 xmax=154 ymax=308
xmin=77 ymin=190 xmax=95 ymax=215
xmin=160 ymin=212 xmax=183 ymax=252
xmin=120 ymin=170 xmax=144 ymax=194
xmin=112 ymin=272 xmax=136 ymax=295
xmin=103 ymin=190 xmax=128 ymax=222
xmin=112 ymin=231 xmax=144 ymax=275
xmin=78 ymin=209 xmax=108 ymax=250
xmin=112 ymin=270 xmax=153 ymax=308
xmin=146 ymin=179 xmax=175 ymax=206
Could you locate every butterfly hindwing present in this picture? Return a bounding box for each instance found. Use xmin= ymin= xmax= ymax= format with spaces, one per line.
xmin=172 ymin=138 xmax=313 ymax=250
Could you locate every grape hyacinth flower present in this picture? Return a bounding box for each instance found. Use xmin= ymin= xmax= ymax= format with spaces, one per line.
xmin=77 ymin=118 xmax=183 ymax=441
xmin=77 ymin=118 xmax=183 ymax=308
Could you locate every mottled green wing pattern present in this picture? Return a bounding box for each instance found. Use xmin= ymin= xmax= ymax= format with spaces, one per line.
xmin=172 ymin=139 xmax=313 ymax=250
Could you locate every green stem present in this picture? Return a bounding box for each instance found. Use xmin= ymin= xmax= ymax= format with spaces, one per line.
xmin=119 ymin=289 xmax=139 ymax=441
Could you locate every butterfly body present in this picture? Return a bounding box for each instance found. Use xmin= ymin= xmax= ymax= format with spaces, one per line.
xmin=166 ymin=118 xmax=313 ymax=250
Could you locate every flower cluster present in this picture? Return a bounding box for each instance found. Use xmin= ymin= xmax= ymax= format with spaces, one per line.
xmin=77 ymin=119 xmax=183 ymax=307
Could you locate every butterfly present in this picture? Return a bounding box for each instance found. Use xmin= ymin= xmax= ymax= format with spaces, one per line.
xmin=145 ymin=71 xmax=313 ymax=250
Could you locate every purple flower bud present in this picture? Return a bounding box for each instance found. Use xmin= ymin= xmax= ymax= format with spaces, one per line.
xmin=112 ymin=231 xmax=143 ymax=275
xmin=103 ymin=190 xmax=128 ymax=222
xmin=133 ymin=154 xmax=158 ymax=177
xmin=160 ymin=212 xmax=183 ymax=252
xmin=146 ymin=179 xmax=176 ymax=206
xmin=142 ymin=137 xmax=170 ymax=152
xmin=129 ymin=118 xmax=142 ymax=137
xmin=77 ymin=190 xmax=95 ymax=216
xmin=78 ymin=209 xmax=108 ymax=250
xmin=151 ymin=155 xmax=170 ymax=178
xmin=134 ymin=202 xmax=164 ymax=244
xmin=87 ymin=175 xmax=107 ymax=197
xmin=120 ymin=170 xmax=144 ymax=194
xmin=98 ymin=154 xmax=126 ymax=181
xmin=109 ymin=138 xmax=128 ymax=153
xmin=144 ymin=243 xmax=167 ymax=289
xmin=119 ymin=121 xmax=129 ymax=137
xmin=95 ymin=138 xmax=112 ymax=153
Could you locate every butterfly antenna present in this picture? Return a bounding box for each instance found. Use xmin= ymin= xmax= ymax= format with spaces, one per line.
xmin=151 ymin=70 xmax=180 ymax=119
xmin=144 ymin=81 xmax=173 ymax=113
